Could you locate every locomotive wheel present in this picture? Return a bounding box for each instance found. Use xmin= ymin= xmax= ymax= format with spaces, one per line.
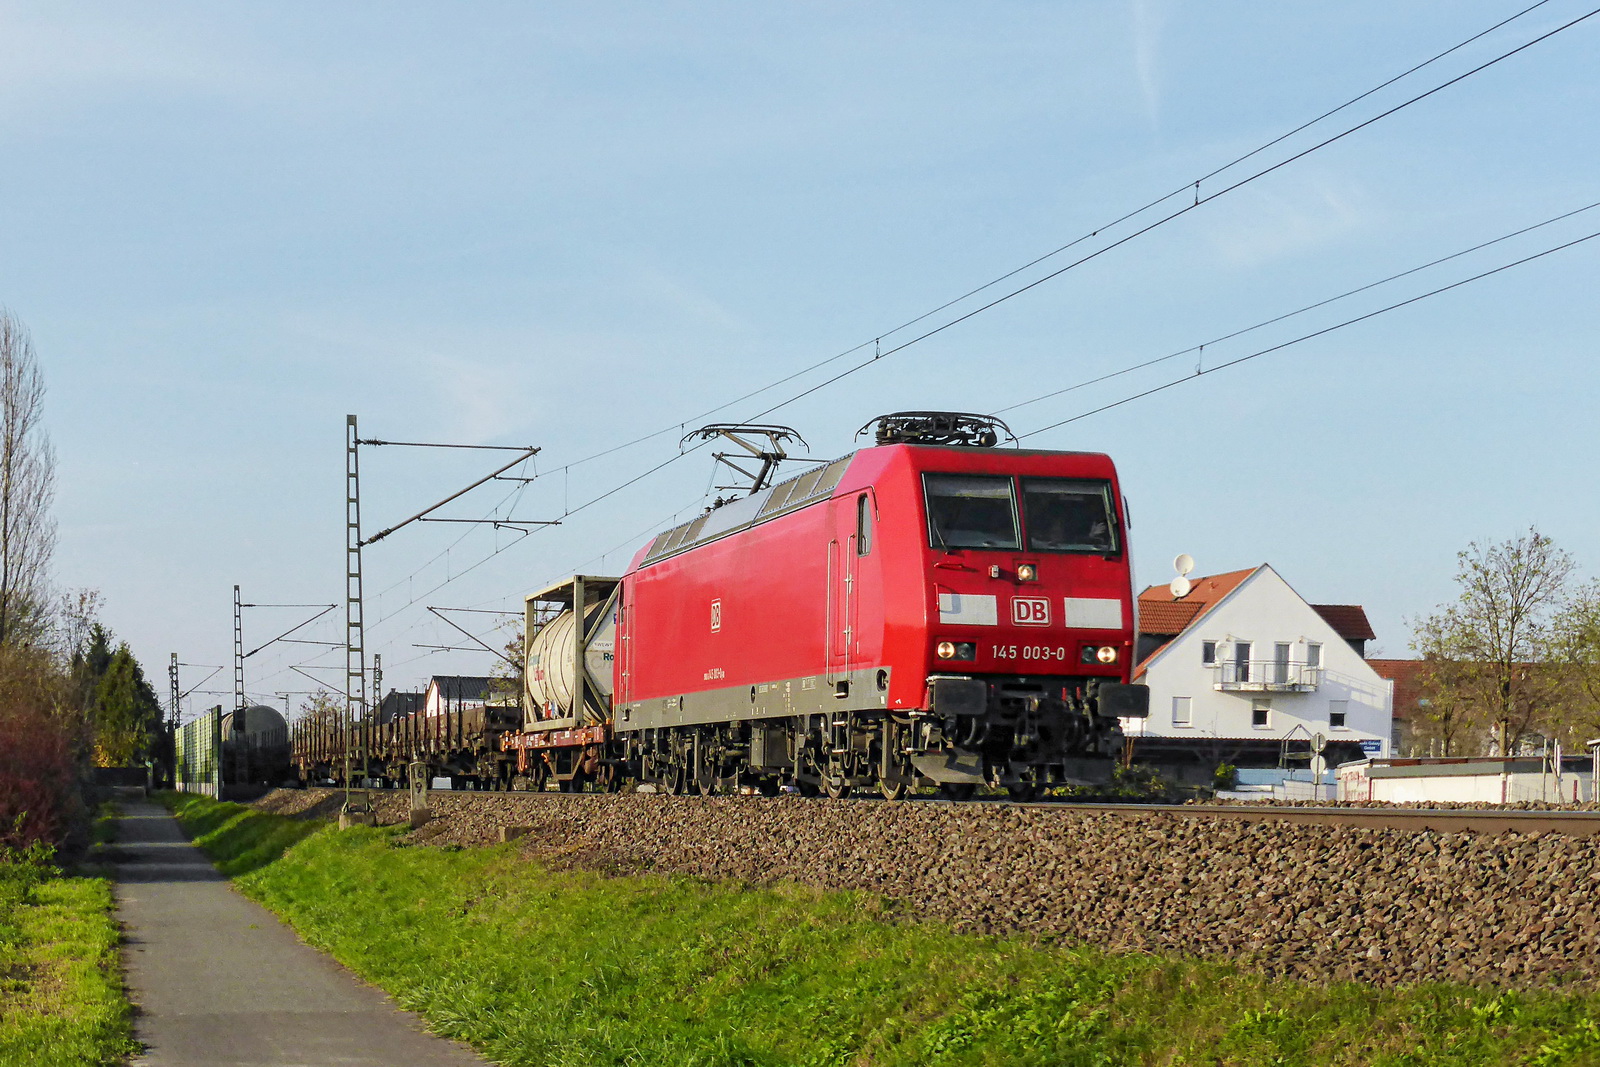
xmin=657 ymin=757 xmax=688 ymax=795
xmin=693 ymin=761 xmax=718 ymax=796
xmin=938 ymin=783 xmax=976 ymax=801
xmin=821 ymin=773 xmax=851 ymax=800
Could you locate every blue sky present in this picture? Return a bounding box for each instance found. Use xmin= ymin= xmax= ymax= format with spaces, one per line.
xmin=2 ymin=1 xmax=1596 ymax=714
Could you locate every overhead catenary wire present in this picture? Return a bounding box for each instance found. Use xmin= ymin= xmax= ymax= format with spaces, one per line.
xmin=467 ymin=0 xmax=1567 ymax=484
xmin=1017 ymin=225 xmax=1600 ymax=438
xmin=343 ymin=2 xmax=1598 ymax=679
xmin=738 ymin=4 xmax=1600 ymax=425
xmin=992 ymin=198 xmax=1600 ymax=418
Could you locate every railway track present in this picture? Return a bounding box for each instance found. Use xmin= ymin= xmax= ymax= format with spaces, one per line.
xmin=306 ymin=784 xmax=1600 ymax=837
xmin=1010 ymin=801 xmax=1600 ymax=837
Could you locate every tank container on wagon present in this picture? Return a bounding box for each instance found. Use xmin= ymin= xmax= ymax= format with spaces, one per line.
xmin=522 ymin=575 xmax=620 ymax=730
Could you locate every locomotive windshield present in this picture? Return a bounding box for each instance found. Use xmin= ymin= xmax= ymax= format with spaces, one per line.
xmin=923 ymin=474 xmax=1020 ymax=550
xmin=1021 ymin=477 xmax=1117 ymax=553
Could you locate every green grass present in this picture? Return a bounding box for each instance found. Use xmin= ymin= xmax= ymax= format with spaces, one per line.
xmin=161 ymin=792 xmax=1600 ymax=1067
xmin=0 ymin=808 xmax=137 ymax=1067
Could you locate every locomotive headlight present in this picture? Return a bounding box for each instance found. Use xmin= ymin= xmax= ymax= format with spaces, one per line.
xmin=1016 ymin=563 xmax=1038 ymax=582
xmin=1096 ymin=645 xmax=1118 ymax=664
xmin=937 ymin=641 xmax=957 ymax=659
xmin=936 ymin=641 xmax=976 ymax=661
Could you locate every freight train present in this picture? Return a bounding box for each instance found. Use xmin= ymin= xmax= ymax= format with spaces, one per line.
xmin=294 ymin=412 xmax=1150 ymax=799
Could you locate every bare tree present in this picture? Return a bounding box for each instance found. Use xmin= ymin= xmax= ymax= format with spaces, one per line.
xmin=1410 ymin=656 xmax=1484 ymax=757
xmin=1410 ymin=528 xmax=1572 ymax=755
xmin=0 ymin=314 xmax=56 ymax=648
xmin=1552 ymin=580 xmax=1600 ymax=748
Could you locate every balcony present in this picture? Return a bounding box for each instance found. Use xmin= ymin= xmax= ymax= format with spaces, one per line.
xmin=1213 ymin=659 xmax=1321 ymax=693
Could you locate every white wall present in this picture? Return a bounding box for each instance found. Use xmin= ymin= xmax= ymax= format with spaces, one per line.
xmin=1340 ymin=768 xmax=1594 ymax=803
xmin=1126 ymin=566 xmax=1393 ymax=754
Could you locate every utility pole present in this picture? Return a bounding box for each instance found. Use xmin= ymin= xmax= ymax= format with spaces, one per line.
xmin=165 ymin=653 xmax=180 ymax=790
xmin=342 ymin=415 xmax=374 ymax=826
xmin=372 ymin=653 xmax=383 ymax=718
xmin=233 ymin=585 xmax=245 ymax=714
xmin=344 ymin=415 xmax=544 ymax=823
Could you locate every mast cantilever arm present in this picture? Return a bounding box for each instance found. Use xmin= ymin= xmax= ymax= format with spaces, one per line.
xmin=363 ymin=447 xmax=541 ymax=546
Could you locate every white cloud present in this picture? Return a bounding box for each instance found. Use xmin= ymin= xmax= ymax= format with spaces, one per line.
xmin=0 ymin=8 xmax=240 ymax=96
xmin=1198 ymin=176 xmax=1374 ymax=268
xmin=423 ymin=353 xmax=528 ymax=446
xmin=1131 ymin=0 xmax=1165 ymax=127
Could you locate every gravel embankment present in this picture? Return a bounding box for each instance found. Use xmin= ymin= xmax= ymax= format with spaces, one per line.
xmin=253 ymin=788 xmax=1600 ymax=989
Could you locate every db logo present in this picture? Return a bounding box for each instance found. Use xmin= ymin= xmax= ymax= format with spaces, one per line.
xmin=1011 ymin=597 xmax=1050 ymax=626
xmin=710 ymin=598 xmax=722 ymax=632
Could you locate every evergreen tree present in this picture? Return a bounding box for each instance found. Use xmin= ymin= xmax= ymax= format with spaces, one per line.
xmin=89 ymin=644 xmax=162 ymax=767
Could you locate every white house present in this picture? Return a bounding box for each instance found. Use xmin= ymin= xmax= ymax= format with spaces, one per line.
xmin=1125 ymin=564 xmax=1393 ymax=771
xmin=424 ymin=675 xmax=493 ymax=719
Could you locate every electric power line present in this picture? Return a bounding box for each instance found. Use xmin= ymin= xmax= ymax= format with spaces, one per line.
xmin=1017 ymin=225 xmax=1600 ymax=438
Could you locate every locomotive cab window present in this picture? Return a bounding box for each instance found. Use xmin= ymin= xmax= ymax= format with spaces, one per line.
xmin=1021 ymin=478 xmax=1117 ymax=554
xmin=923 ymin=474 xmax=1019 ymax=550
xmin=856 ymin=493 xmax=872 ymax=556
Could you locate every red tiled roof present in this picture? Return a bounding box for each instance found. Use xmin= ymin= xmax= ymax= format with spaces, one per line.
xmin=1311 ymin=604 xmax=1376 ymax=642
xmin=1367 ymin=658 xmax=1428 ymax=721
xmin=1138 ymin=567 xmax=1255 ymax=610
xmin=1137 ymin=600 xmax=1203 ymax=635
xmin=1133 ymin=567 xmax=1259 ymax=678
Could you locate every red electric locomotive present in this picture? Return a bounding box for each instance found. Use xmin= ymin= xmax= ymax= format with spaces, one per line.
xmin=511 ymin=412 xmax=1149 ymax=798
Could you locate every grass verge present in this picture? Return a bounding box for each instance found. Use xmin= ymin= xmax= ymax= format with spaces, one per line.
xmin=162 ymin=792 xmax=1600 ymax=1067
xmin=0 ymin=804 xmax=137 ymax=1067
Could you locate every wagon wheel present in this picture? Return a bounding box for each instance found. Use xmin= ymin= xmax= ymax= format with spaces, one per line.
xmin=877 ymin=771 xmax=910 ymax=801
xmin=1006 ymin=766 xmax=1044 ymax=803
xmin=594 ymin=762 xmax=622 ymax=793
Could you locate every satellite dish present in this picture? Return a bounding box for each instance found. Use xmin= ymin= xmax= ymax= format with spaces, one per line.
xmin=1173 ymin=553 xmax=1195 ymax=576
xmin=1169 ymin=576 xmax=1192 ymax=599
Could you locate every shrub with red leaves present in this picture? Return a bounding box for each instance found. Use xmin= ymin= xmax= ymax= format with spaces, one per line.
xmin=0 ymin=651 xmax=84 ymax=850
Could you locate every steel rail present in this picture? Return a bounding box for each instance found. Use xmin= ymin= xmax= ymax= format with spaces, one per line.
xmin=295 ymin=787 xmax=1600 ymax=837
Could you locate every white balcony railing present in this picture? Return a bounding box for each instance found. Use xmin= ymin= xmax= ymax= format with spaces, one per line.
xmin=1213 ymin=659 xmax=1322 ymax=692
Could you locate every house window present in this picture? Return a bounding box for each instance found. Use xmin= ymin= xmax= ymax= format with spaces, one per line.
xmin=1172 ymin=696 xmax=1191 ymax=727
xmin=1234 ymin=641 xmax=1252 ymax=684
xmin=1273 ymin=643 xmax=1291 ymax=685
xmin=1329 ymin=700 xmax=1348 ymax=729
xmin=1252 ymin=699 xmax=1271 ymax=728
xmin=1306 ymin=642 xmax=1322 ymax=670
xmin=1201 ymin=641 xmax=1217 ymax=666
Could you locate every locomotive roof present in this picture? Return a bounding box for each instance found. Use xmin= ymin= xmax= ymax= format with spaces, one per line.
xmin=636 ymin=441 xmax=1115 ymax=569
xmin=639 ymin=453 xmax=855 ymax=567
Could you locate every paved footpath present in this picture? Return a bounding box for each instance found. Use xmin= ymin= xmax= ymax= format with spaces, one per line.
xmin=113 ymin=798 xmax=489 ymax=1067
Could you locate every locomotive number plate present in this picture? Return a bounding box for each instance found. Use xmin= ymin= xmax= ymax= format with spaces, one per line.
xmin=990 ymin=644 xmax=1070 ymax=661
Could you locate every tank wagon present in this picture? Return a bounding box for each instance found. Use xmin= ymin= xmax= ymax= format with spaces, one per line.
xmin=220 ymin=704 xmax=292 ymax=788
xmin=503 ymin=412 xmax=1149 ymax=798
